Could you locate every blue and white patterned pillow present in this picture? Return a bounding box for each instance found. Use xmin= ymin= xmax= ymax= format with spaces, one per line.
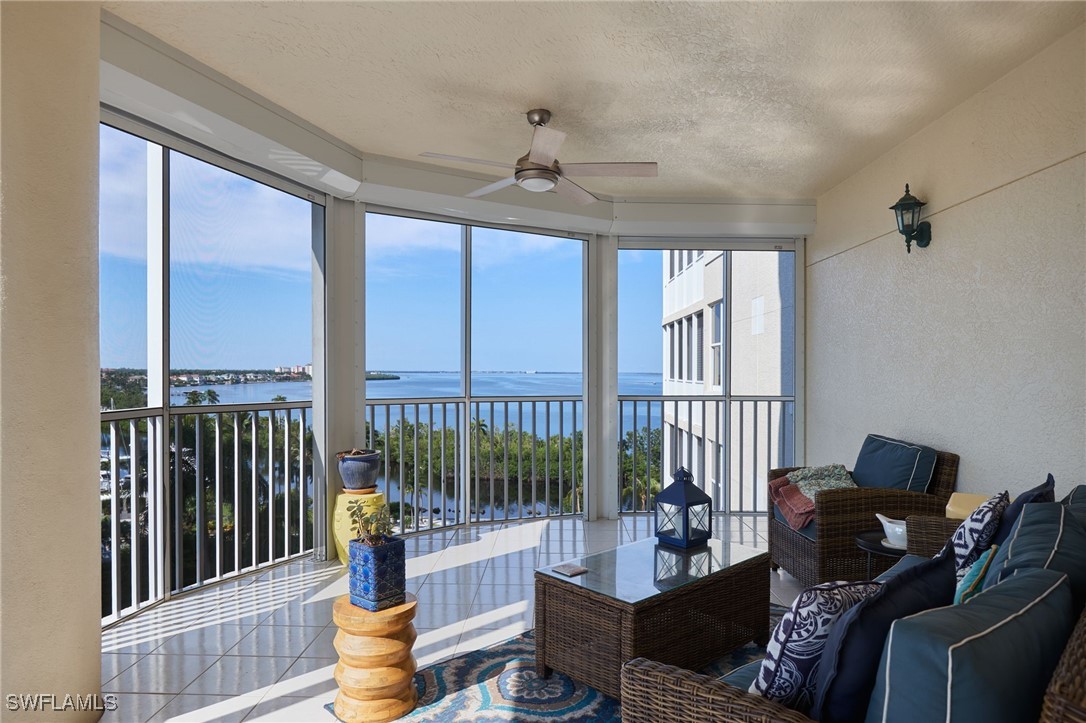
xmin=750 ymin=580 xmax=881 ymax=712
xmin=951 ymin=491 xmax=1009 ymax=582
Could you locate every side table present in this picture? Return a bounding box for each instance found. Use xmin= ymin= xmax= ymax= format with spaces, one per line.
xmin=854 ymin=529 xmax=907 ymax=579
xmin=332 ymin=593 xmax=418 ymax=723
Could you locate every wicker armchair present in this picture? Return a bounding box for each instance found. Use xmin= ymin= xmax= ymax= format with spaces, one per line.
xmin=621 ymin=603 xmax=1086 ymax=723
xmin=767 ymin=450 xmax=960 ymax=588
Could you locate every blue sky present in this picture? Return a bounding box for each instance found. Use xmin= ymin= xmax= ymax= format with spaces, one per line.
xmin=100 ymin=124 xmax=663 ymax=374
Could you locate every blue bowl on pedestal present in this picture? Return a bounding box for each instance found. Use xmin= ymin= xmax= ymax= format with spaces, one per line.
xmin=337 ymin=449 xmax=381 ymax=492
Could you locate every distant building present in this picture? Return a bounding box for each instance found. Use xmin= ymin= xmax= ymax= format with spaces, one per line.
xmin=661 ymin=249 xmax=795 ymax=510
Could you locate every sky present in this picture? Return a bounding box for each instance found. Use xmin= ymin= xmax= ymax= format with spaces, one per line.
xmin=100 ymin=124 xmax=664 ymax=374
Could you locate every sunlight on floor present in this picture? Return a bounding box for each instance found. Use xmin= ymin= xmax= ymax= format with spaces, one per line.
xmin=101 ymin=513 xmax=794 ymax=722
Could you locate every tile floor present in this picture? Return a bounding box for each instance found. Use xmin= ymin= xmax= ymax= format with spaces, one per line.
xmin=101 ymin=513 xmax=803 ymax=722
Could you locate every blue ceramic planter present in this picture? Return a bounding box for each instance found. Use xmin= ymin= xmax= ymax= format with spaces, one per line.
xmin=337 ymin=449 xmax=381 ymax=491
xmin=348 ymin=536 xmax=406 ymax=612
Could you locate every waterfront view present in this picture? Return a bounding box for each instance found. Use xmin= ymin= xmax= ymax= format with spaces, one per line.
xmin=150 ymin=370 xmax=663 ymax=404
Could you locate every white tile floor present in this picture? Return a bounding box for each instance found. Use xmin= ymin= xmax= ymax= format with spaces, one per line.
xmin=101 ymin=513 xmax=803 ymax=722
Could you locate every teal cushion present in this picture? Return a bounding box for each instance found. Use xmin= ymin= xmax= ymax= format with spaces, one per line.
xmin=773 ymin=503 xmax=816 ymax=541
xmin=720 ymin=660 xmax=761 ymax=691
xmin=865 ymin=568 xmax=1074 ymax=723
xmin=874 ymin=554 xmax=928 ymax=583
xmin=1062 ymin=484 xmax=1086 ymax=506
xmin=982 ymin=502 xmax=1086 ymax=609
xmin=852 ymin=434 xmax=938 ymax=493
xmin=1063 ymin=484 xmax=1086 ymax=527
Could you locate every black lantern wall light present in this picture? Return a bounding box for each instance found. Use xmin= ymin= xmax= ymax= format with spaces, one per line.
xmin=889 ymin=183 xmax=932 ymax=253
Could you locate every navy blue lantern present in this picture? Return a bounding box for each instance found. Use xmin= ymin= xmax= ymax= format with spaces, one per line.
xmin=654 ymin=467 xmax=712 ymax=548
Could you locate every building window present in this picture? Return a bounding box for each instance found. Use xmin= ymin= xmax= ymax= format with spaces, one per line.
xmin=751 ymin=296 xmax=765 ymax=335
xmin=711 ymin=301 xmax=722 ymax=388
xmin=695 ymin=311 xmax=704 ymax=383
xmin=667 ymin=323 xmax=675 ymax=379
xmin=669 ymin=251 xmax=676 ymax=279
xmin=685 ymin=316 xmax=694 ymax=382
xmin=677 ymin=320 xmax=684 ymax=380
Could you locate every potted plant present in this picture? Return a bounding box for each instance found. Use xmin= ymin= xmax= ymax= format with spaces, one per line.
xmin=337 ymin=448 xmax=381 ymax=493
xmin=346 ymin=499 xmax=406 ymax=612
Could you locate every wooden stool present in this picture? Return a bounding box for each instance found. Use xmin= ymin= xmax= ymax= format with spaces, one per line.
xmin=332 ymin=593 xmax=418 ymax=723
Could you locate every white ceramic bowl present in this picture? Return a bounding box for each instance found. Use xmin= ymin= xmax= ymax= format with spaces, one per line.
xmin=876 ymin=513 xmax=908 ymax=549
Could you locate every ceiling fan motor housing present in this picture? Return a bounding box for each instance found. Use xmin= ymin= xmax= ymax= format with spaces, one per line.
xmin=515 ymin=167 xmax=558 ymax=192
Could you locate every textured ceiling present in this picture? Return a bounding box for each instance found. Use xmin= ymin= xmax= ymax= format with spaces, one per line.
xmin=105 ymin=2 xmax=1084 ymax=200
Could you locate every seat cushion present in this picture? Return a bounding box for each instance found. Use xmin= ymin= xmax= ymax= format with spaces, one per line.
xmin=865 ymin=568 xmax=1074 ymax=723
xmin=751 ymin=581 xmax=881 ymax=713
xmin=874 ymin=553 xmax=929 ymax=583
xmin=982 ymin=502 xmax=1086 ymax=609
xmin=991 ymin=473 xmax=1056 ymax=547
xmin=773 ymin=503 xmax=816 ymax=540
xmin=720 ymin=660 xmax=762 ymax=691
xmin=812 ymin=551 xmax=955 ymax=723
xmin=851 ymin=434 xmax=938 ymax=493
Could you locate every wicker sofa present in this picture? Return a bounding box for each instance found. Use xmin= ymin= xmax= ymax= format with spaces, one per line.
xmin=768 ymin=449 xmax=960 ymax=588
xmin=622 ymin=488 xmax=1086 ymax=723
xmin=621 ymin=609 xmax=1086 ymax=723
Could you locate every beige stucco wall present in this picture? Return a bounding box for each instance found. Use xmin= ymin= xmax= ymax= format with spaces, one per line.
xmin=0 ymin=3 xmax=103 ymax=718
xmin=806 ymin=25 xmax=1086 ymax=496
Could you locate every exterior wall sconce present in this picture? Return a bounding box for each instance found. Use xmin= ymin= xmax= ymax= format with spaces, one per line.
xmin=889 ymin=183 xmax=932 ymax=253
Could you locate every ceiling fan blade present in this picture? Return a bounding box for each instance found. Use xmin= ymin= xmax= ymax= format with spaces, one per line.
xmin=554 ymin=177 xmax=597 ymax=205
xmin=559 ymin=162 xmax=658 ymax=178
xmin=528 ymin=126 xmax=567 ymax=166
xmin=419 ymin=152 xmax=514 ymax=170
xmin=465 ymin=176 xmax=517 ymax=198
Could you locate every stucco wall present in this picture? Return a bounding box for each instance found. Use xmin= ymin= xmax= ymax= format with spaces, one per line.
xmin=806 ymin=25 xmax=1085 ymax=496
xmin=0 ymin=4 xmax=102 ymax=718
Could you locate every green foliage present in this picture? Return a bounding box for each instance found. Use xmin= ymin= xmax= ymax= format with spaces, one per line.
xmin=346 ymin=500 xmax=394 ymax=543
xmin=100 ymin=369 xmax=148 ymax=410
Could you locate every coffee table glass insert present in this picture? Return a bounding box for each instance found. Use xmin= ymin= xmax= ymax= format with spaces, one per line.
xmin=534 ymin=537 xmax=770 ymax=699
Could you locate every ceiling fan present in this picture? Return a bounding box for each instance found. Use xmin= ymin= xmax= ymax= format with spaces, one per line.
xmin=420 ymin=109 xmax=658 ymax=205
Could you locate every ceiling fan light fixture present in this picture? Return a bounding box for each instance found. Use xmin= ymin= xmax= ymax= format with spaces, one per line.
xmin=515 ymin=168 xmax=558 ymax=192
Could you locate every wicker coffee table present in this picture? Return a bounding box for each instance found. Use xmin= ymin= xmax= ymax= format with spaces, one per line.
xmin=534 ymin=537 xmax=770 ymax=699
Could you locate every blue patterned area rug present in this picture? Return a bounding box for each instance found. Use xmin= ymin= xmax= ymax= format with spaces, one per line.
xmin=327 ymin=604 xmax=786 ymax=722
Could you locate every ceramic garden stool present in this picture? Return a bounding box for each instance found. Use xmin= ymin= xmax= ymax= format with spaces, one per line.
xmin=332 ymin=593 xmax=418 ymax=723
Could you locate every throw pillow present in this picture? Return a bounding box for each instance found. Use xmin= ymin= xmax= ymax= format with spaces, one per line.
xmin=953 ymin=545 xmax=997 ymax=604
xmin=811 ymin=552 xmax=956 ymax=723
xmin=750 ymin=580 xmax=881 ymax=713
xmin=851 ymin=434 xmax=938 ymax=493
xmin=991 ymin=474 xmax=1056 ymax=547
xmin=950 ymin=491 xmax=1009 ymax=582
xmin=982 ymin=502 xmax=1086 ymax=610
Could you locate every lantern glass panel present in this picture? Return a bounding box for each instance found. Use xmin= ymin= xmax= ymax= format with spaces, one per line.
xmin=690 ymin=503 xmax=710 ymax=536
xmin=657 ymin=502 xmax=681 ymax=538
xmin=895 ymin=207 xmax=908 ymax=235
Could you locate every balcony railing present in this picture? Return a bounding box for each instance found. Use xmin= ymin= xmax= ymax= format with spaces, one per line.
xmin=100 ymin=401 xmax=314 ymax=624
xmin=618 ymin=396 xmax=794 ymax=514
xmin=363 ymin=397 xmax=583 ymax=532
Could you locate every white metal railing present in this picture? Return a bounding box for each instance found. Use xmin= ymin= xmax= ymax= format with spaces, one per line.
xmin=100 ymin=401 xmax=314 ymax=624
xmin=364 ymin=396 xmax=583 ymax=531
xmin=618 ymin=396 xmax=794 ymax=514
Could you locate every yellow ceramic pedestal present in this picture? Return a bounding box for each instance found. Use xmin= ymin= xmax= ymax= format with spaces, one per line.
xmin=333 ymin=491 xmax=385 ymax=566
xmin=332 ymin=593 xmax=418 ymax=723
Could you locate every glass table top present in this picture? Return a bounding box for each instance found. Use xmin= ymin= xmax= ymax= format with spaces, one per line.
xmin=535 ymin=537 xmax=766 ymax=604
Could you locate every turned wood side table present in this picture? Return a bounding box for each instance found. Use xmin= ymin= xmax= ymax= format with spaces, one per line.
xmin=332 ymin=593 xmax=418 ymax=723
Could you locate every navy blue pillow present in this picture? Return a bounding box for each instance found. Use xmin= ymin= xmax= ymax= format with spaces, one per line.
xmin=811 ymin=551 xmax=955 ymax=723
xmin=851 ymin=434 xmax=938 ymax=493
xmin=991 ymin=474 xmax=1056 ymax=547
